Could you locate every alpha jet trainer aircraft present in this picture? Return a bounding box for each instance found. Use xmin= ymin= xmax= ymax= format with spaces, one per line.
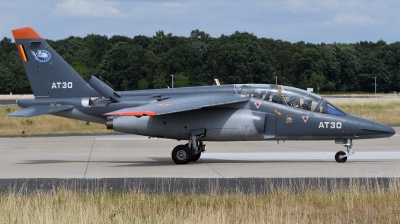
xmin=9 ymin=27 xmax=396 ymax=164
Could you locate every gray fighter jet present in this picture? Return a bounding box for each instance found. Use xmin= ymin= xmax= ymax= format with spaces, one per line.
xmin=9 ymin=27 xmax=396 ymax=164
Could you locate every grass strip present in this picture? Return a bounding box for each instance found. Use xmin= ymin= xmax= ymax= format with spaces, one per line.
xmin=0 ymin=178 xmax=399 ymax=223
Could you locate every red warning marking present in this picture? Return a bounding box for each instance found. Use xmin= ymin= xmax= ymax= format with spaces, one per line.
xmin=302 ymin=116 xmax=309 ymax=123
xmin=255 ymin=102 xmax=261 ymax=109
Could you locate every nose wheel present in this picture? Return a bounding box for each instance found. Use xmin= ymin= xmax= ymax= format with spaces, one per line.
xmin=335 ymin=151 xmax=347 ymax=163
xmin=334 ymin=139 xmax=354 ymax=163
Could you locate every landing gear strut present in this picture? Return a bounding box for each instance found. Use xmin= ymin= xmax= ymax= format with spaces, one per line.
xmin=335 ymin=139 xmax=354 ymax=163
xmin=171 ymin=129 xmax=206 ymax=164
xmin=189 ymin=140 xmax=205 ymax=162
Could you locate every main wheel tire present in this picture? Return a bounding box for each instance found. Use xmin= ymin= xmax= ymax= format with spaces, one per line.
xmin=172 ymin=145 xmax=192 ymax=164
xmin=191 ymin=152 xmax=201 ymax=162
xmin=335 ymin=151 xmax=347 ymax=163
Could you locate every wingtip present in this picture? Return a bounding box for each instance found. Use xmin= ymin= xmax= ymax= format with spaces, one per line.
xmin=12 ymin=26 xmax=42 ymax=40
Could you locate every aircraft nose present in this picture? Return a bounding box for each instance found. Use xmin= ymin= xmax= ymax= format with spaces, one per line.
xmin=370 ymin=121 xmax=396 ymax=137
xmin=350 ymin=115 xmax=396 ymax=138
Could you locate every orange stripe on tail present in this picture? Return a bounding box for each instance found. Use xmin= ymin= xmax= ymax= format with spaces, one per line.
xmin=17 ymin=44 xmax=28 ymax=62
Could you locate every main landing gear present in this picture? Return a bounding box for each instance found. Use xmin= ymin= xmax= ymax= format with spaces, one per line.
xmin=335 ymin=139 xmax=354 ymax=163
xmin=171 ymin=140 xmax=206 ymax=164
xmin=171 ymin=133 xmax=206 ymax=164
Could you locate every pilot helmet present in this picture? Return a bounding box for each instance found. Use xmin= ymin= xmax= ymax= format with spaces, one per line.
xmin=254 ymin=89 xmax=263 ymax=98
xmin=302 ymin=97 xmax=312 ymax=110
xmin=272 ymin=93 xmax=282 ymax=103
xmin=303 ymin=97 xmax=312 ymax=105
xmin=288 ymin=96 xmax=300 ymax=107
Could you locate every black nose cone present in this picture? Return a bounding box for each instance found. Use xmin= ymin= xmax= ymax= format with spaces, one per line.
xmin=378 ymin=123 xmax=395 ymax=136
xmin=369 ymin=121 xmax=396 ymax=137
xmin=350 ymin=115 xmax=396 ymax=138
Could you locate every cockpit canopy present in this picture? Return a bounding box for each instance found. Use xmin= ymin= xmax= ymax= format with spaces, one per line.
xmin=234 ymin=84 xmax=347 ymax=117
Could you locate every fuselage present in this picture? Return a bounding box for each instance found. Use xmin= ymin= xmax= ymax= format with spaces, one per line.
xmin=17 ymin=84 xmax=395 ymax=141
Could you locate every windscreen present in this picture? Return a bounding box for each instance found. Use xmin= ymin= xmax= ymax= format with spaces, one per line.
xmin=234 ymin=84 xmax=346 ymax=116
xmin=316 ymin=100 xmax=347 ymax=116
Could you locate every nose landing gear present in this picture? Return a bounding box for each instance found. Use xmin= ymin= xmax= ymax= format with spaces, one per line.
xmin=334 ymin=139 xmax=354 ymax=163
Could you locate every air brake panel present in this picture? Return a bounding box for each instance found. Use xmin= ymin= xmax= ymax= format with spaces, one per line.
xmin=89 ymin=75 xmax=121 ymax=102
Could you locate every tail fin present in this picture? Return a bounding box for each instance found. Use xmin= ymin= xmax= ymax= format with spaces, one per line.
xmin=12 ymin=27 xmax=100 ymax=98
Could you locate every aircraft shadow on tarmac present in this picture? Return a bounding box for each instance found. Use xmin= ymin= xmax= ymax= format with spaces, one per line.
xmin=17 ymin=160 xmax=85 ymax=165
xmin=110 ymin=158 xmax=383 ymax=167
xmin=16 ymin=158 xmax=385 ymax=167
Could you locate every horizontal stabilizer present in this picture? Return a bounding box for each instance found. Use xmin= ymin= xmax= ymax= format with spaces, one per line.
xmin=7 ymin=105 xmax=73 ymax=117
xmin=104 ymin=93 xmax=249 ymax=117
xmin=89 ymin=75 xmax=120 ymax=102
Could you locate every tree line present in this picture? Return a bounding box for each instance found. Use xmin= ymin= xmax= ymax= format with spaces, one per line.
xmin=1 ymin=29 xmax=399 ymax=94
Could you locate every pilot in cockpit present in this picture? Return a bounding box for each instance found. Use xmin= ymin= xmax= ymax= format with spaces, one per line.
xmin=272 ymin=93 xmax=283 ymax=104
xmin=301 ymin=97 xmax=312 ymax=110
xmin=253 ymin=89 xmax=265 ymax=99
xmin=287 ymin=96 xmax=300 ymax=108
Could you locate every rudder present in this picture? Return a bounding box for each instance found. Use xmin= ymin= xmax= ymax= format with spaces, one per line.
xmin=12 ymin=27 xmax=100 ymax=98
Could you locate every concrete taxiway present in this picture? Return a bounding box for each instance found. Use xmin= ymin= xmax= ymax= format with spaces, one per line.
xmin=1 ymin=127 xmax=399 ymax=179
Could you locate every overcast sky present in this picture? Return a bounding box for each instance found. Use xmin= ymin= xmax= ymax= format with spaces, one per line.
xmin=1 ymin=0 xmax=399 ymax=44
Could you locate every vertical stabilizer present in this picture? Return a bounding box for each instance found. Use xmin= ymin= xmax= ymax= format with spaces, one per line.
xmin=12 ymin=27 xmax=100 ymax=98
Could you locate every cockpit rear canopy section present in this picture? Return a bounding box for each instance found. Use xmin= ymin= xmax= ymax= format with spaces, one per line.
xmin=234 ymin=84 xmax=347 ymax=117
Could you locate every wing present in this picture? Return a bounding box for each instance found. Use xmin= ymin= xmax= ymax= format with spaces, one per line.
xmin=7 ymin=105 xmax=73 ymax=117
xmin=104 ymin=93 xmax=249 ymax=117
